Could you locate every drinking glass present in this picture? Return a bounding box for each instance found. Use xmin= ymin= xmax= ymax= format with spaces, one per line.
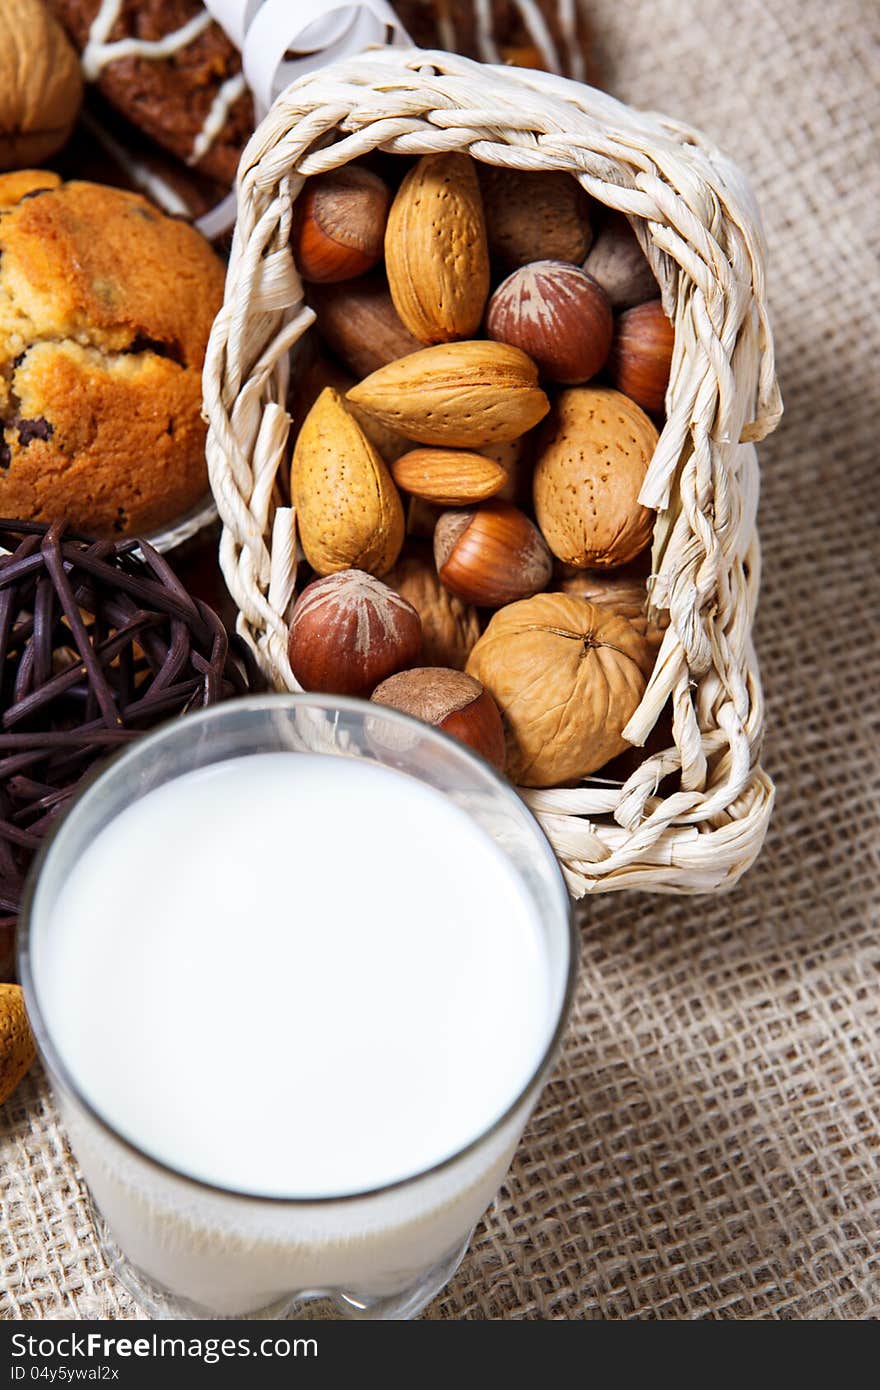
xmin=20 ymin=695 xmax=576 ymax=1320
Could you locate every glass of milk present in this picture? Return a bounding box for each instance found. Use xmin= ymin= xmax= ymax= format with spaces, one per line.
xmin=20 ymin=695 xmax=575 ymax=1320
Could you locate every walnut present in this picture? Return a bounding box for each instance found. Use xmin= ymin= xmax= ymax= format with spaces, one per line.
xmin=385 ymin=546 xmax=481 ymax=670
xmin=466 ymin=592 xmax=649 ymax=787
xmin=0 ymin=0 xmax=82 ymax=171
xmin=556 ymin=564 xmax=668 ymax=673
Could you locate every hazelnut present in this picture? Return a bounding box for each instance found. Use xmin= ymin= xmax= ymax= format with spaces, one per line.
xmin=385 ymin=546 xmax=481 ymax=669
xmin=434 ymin=501 xmax=553 ymax=608
xmin=0 ymin=0 xmax=82 ymax=170
xmin=582 ymin=212 xmax=658 ymax=310
xmin=608 ymin=300 xmax=674 ymax=415
xmin=486 ymin=260 xmax=613 ymax=384
xmin=288 ymin=570 xmax=421 ymax=698
xmin=371 ymin=667 xmax=506 ymax=770
xmin=292 ymin=167 xmax=390 ymax=283
xmin=478 ymin=168 xmax=592 ymax=269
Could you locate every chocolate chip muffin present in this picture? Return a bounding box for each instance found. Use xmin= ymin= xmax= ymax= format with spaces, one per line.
xmin=48 ymin=0 xmax=253 ymax=187
xmin=0 ymin=174 xmax=225 ymax=536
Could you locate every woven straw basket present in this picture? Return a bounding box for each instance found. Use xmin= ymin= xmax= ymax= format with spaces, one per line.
xmin=203 ymin=47 xmax=782 ymax=898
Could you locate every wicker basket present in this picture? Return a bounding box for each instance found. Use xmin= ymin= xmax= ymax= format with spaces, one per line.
xmin=202 ymin=47 xmax=782 ymax=897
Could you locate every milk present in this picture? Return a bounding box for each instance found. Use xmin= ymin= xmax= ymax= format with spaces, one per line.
xmin=29 ymin=744 xmax=569 ymax=1316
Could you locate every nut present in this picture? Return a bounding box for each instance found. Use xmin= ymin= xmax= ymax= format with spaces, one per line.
xmin=385 ymin=152 xmax=490 ymax=343
xmin=533 ymin=387 xmax=657 ymax=568
xmin=391 ymin=448 xmax=507 ymax=506
xmin=608 ymin=300 xmax=674 ymax=415
xmin=289 ymin=351 xmax=410 ymax=465
xmin=288 ymin=569 xmax=422 ymax=698
xmin=478 ymin=167 xmax=591 ymax=268
xmin=0 ymin=0 xmax=82 ymax=170
xmin=347 ymin=340 xmax=549 ymax=448
xmin=434 ymin=500 xmax=552 ymax=608
xmin=292 ymin=166 xmax=390 ymax=283
xmin=306 ymin=272 xmax=423 ymax=378
xmin=466 ymin=593 xmax=649 ymax=786
xmin=0 ymin=983 xmax=35 ymax=1106
xmin=486 ymin=260 xmax=612 ymax=384
xmin=385 ymin=546 xmax=481 ymax=669
xmin=290 ymin=387 xmax=404 ymax=577
xmin=582 ymin=211 xmax=658 ymax=309
xmin=483 ymin=435 xmax=533 ymax=506
xmin=556 ymin=564 xmax=668 ymax=672
xmin=371 ymin=667 xmax=506 ymax=770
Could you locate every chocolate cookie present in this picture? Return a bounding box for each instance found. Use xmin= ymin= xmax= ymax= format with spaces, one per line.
xmin=47 ymin=0 xmax=253 ymax=187
xmin=0 ymin=174 xmax=226 ymax=536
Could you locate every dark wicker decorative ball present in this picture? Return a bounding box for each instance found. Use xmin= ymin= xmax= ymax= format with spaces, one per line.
xmin=0 ymin=519 xmax=257 ymax=972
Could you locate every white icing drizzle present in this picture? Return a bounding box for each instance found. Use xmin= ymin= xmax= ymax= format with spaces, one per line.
xmin=187 ymin=70 xmax=247 ymax=165
xmin=81 ymin=1 xmax=246 ymax=171
xmin=81 ymin=111 xmax=191 ymax=218
xmin=82 ymin=2 xmax=212 ymax=81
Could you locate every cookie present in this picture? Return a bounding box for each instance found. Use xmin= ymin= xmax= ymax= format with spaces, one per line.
xmin=0 ymin=174 xmax=226 ymax=536
xmin=47 ymin=0 xmax=253 ymax=187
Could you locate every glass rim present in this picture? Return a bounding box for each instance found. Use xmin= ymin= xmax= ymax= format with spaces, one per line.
xmin=18 ymin=692 xmax=578 ymax=1207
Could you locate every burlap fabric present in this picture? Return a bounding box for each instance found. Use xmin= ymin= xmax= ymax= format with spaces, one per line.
xmin=2 ymin=0 xmax=878 ymax=1320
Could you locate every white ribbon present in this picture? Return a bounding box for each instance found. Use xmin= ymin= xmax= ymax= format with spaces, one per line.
xmin=203 ymin=0 xmax=410 ymax=114
xmin=196 ymin=0 xmax=410 ymax=237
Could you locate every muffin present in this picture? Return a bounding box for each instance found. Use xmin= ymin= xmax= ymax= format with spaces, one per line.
xmin=0 ymin=174 xmax=225 ymax=536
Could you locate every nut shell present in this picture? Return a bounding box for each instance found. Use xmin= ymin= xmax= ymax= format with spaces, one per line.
xmin=347 ymin=340 xmax=549 ymax=448
xmin=583 ymin=212 xmax=658 ymax=309
xmin=466 ymin=593 xmax=649 ymax=786
xmin=434 ymin=501 xmax=552 ymax=608
xmin=290 ymin=387 xmax=404 ymax=576
xmin=288 ymin=570 xmax=421 ymax=698
xmin=487 ymin=260 xmax=612 ymax=384
xmin=556 ymin=565 xmax=668 ymax=673
xmin=306 ymin=272 xmax=423 ymax=378
xmin=0 ymin=0 xmax=82 ymax=169
xmin=0 ymin=983 xmax=35 ymax=1105
xmin=608 ymin=299 xmax=675 ymax=415
xmin=391 ymin=448 xmax=507 ymax=506
xmin=533 ymin=387 xmax=657 ymax=569
xmin=385 ymin=153 xmax=490 ymax=343
xmin=385 ymin=547 xmax=481 ymax=669
xmin=292 ymin=167 xmax=390 ymax=283
xmin=479 ymin=167 xmax=591 ymax=268
xmin=372 ymin=667 xmax=506 ymax=769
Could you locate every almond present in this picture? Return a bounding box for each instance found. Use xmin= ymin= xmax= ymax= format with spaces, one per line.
xmin=385 ymin=153 xmax=490 ymax=343
xmin=347 ymin=341 xmax=549 ymax=448
xmin=290 ymin=387 xmax=404 ymax=577
xmin=391 ymin=448 xmax=507 ymax=506
xmin=533 ymin=387 xmax=657 ymax=569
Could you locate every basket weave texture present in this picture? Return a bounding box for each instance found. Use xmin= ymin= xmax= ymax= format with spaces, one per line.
xmin=203 ymin=48 xmax=782 ymax=897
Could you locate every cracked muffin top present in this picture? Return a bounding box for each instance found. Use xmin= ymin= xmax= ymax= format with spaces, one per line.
xmin=0 ymin=172 xmax=225 ymax=536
